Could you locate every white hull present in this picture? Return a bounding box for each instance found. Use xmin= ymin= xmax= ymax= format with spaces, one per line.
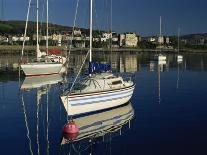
xmin=21 ymin=63 xmax=62 ymax=76
xmin=61 ymin=85 xmax=135 ymax=116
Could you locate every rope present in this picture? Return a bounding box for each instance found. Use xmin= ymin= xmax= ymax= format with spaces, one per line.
xmin=67 ymin=0 xmax=80 ymax=61
xmin=66 ymin=50 xmax=90 ymax=120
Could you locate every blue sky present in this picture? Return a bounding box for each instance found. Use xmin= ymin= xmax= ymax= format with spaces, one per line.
xmin=1 ymin=0 xmax=207 ymax=36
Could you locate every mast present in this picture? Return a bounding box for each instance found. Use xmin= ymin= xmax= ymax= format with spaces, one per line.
xmin=178 ymin=28 xmax=180 ymax=54
xmin=159 ymin=16 xmax=162 ymax=52
xmin=89 ymin=0 xmax=93 ymax=63
xmin=160 ymin=16 xmax=162 ymax=38
xmin=46 ymin=0 xmax=49 ymax=55
xmin=36 ymin=0 xmax=39 ymax=59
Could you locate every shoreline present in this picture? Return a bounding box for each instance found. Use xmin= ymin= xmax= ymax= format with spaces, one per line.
xmin=0 ymin=45 xmax=207 ymax=54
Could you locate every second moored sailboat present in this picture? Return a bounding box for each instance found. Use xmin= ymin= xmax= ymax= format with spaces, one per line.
xmin=20 ymin=0 xmax=64 ymax=76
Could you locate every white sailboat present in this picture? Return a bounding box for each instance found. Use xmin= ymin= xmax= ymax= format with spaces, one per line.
xmin=177 ymin=28 xmax=183 ymax=62
xmin=60 ymin=0 xmax=135 ymax=116
xmin=154 ymin=16 xmax=166 ymax=61
xmin=61 ymin=102 xmax=134 ymax=144
xmin=20 ymin=0 xmax=62 ymax=76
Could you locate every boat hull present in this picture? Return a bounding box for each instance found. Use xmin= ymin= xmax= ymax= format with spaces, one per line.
xmin=61 ymin=84 xmax=135 ymax=116
xmin=21 ymin=63 xmax=62 ymax=76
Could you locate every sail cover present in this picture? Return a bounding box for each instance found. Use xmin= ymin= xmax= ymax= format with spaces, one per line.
xmin=89 ymin=62 xmax=111 ymax=74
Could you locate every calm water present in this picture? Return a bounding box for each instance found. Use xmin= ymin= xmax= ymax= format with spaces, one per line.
xmin=0 ymin=52 xmax=207 ymax=155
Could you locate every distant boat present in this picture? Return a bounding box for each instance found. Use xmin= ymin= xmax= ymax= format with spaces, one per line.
xmin=154 ymin=16 xmax=166 ymax=62
xmin=20 ymin=0 xmax=63 ymax=76
xmin=61 ymin=102 xmax=134 ymax=144
xmin=60 ymin=0 xmax=135 ymax=116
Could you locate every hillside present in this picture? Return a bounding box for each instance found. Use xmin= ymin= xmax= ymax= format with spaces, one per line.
xmin=0 ymin=20 xmax=77 ymax=35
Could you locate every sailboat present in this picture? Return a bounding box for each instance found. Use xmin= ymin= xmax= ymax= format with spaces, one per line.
xmin=61 ymin=103 xmax=134 ymax=145
xmin=20 ymin=0 xmax=63 ymax=76
xmin=60 ymin=0 xmax=135 ymax=116
xmin=177 ymin=28 xmax=183 ymax=62
xmin=154 ymin=16 xmax=166 ymax=61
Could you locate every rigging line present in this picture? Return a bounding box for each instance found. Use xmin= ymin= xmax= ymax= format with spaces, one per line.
xmin=66 ymin=50 xmax=90 ymax=121
xmin=21 ymin=0 xmax=32 ymax=61
xmin=69 ymin=50 xmax=90 ymax=93
xmin=110 ymin=0 xmax=113 ymax=67
xmin=21 ymin=95 xmax=34 ymax=155
xmin=67 ymin=0 xmax=80 ymax=60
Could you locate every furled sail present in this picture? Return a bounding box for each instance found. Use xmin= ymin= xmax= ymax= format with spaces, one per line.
xmin=89 ymin=62 xmax=111 ymax=74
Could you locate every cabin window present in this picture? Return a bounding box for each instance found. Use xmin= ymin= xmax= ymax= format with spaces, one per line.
xmin=112 ymin=80 xmax=122 ymax=85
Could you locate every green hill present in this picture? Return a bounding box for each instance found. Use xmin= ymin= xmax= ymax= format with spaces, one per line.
xmin=0 ymin=20 xmax=74 ymax=35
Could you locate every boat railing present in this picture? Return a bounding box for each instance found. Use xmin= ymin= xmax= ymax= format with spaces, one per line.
xmin=63 ymin=75 xmax=88 ymax=93
xmin=115 ymin=73 xmax=135 ymax=83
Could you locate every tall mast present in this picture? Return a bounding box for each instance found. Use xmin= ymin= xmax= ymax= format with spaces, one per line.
xmin=89 ymin=0 xmax=93 ymax=63
xmin=46 ymin=0 xmax=49 ymax=55
xmin=159 ymin=16 xmax=162 ymax=52
xmin=160 ymin=16 xmax=162 ymax=38
xmin=36 ymin=0 xmax=39 ymax=59
xmin=178 ymin=28 xmax=180 ymax=54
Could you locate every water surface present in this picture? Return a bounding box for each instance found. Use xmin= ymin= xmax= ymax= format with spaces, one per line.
xmin=0 ymin=52 xmax=207 ymax=155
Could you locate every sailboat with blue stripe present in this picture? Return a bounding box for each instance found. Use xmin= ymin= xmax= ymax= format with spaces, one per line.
xmin=60 ymin=0 xmax=135 ymax=116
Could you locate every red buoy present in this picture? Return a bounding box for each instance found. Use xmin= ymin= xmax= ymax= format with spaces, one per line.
xmin=63 ymin=120 xmax=79 ymax=141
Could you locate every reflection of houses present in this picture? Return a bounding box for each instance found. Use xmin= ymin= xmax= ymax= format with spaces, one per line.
xmin=125 ymin=55 xmax=138 ymax=72
xmin=119 ymin=54 xmax=138 ymax=72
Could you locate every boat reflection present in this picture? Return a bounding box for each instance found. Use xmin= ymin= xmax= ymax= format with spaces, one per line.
xmin=20 ymin=74 xmax=63 ymax=155
xmin=21 ymin=74 xmax=63 ymax=90
xmin=60 ymin=102 xmax=134 ymax=154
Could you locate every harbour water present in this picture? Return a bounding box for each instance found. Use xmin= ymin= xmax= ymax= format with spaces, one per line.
xmin=0 ymin=51 xmax=207 ymax=154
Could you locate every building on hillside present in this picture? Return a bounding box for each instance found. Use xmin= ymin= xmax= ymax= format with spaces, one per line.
xmin=149 ymin=37 xmax=156 ymax=44
xmin=74 ymin=29 xmax=82 ymax=36
xmin=102 ymin=32 xmax=111 ymax=39
xmin=119 ymin=34 xmax=125 ymax=47
xmin=158 ymin=36 xmax=164 ymax=44
xmin=125 ymin=33 xmax=138 ymax=47
xmin=165 ymin=37 xmax=170 ymax=44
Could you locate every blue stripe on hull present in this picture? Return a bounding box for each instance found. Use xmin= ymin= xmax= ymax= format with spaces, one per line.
xmin=69 ymin=88 xmax=133 ymax=102
xmin=71 ymin=93 xmax=133 ymax=106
